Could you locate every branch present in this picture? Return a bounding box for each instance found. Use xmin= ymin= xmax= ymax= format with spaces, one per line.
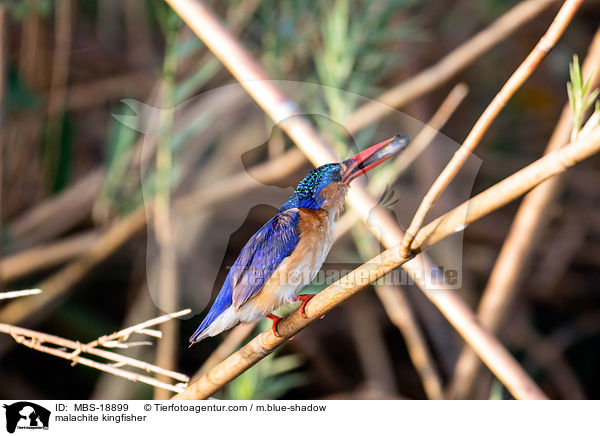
xmin=0 ymin=289 xmax=42 ymax=300
xmin=399 ymin=0 xmax=582 ymax=257
xmin=175 ymin=124 xmax=600 ymax=400
xmin=0 ymin=308 xmax=192 ymax=393
xmin=345 ymin=0 xmax=558 ymax=131
xmin=450 ymin=27 xmax=600 ymax=399
xmin=166 ymin=0 xmax=552 ymax=400
xmin=0 ymin=308 xmax=192 ymax=392
xmin=412 ymin=126 xmax=600 ymax=251
xmin=374 ymin=285 xmax=443 ymax=399
xmin=86 ymin=308 xmax=191 ymax=349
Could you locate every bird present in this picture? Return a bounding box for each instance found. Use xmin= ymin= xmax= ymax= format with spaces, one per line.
xmin=189 ymin=134 xmax=409 ymax=345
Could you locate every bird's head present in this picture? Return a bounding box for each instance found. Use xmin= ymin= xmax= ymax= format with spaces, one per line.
xmin=280 ymin=134 xmax=409 ymax=212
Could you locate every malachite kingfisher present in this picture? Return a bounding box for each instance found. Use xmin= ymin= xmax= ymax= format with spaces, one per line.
xmin=189 ymin=134 xmax=409 ymax=345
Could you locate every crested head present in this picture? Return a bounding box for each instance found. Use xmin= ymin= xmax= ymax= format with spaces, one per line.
xmin=279 ymin=163 xmax=345 ymax=212
xmin=278 ymin=134 xmax=410 ymax=213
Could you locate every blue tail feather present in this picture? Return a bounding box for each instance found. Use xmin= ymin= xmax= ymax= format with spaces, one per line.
xmin=189 ymin=276 xmax=233 ymax=343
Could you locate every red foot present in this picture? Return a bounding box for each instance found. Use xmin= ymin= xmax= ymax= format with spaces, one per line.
xmin=293 ymin=294 xmax=316 ymax=319
xmin=266 ymin=313 xmax=283 ymax=337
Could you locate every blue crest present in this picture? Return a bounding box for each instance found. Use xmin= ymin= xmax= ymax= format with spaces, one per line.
xmin=279 ymin=163 xmax=342 ymax=211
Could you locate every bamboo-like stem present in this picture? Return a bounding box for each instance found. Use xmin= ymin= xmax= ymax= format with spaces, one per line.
xmin=0 ymin=289 xmax=42 ymax=300
xmin=449 ymin=28 xmax=600 ymax=399
xmin=174 ymin=125 xmax=600 ymax=400
xmin=398 ymin=0 xmax=582 ymax=258
xmin=413 ymin=126 xmax=600 ymax=251
xmin=153 ymin=14 xmax=180 ymax=400
xmin=336 ymin=83 xmax=469 ymax=240
xmin=166 ymin=0 xmax=551 ymax=399
xmin=0 ymin=324 xmax=186 ymax=393
xmin=0 ymin=207 xmax=147 ymax=326
xmin=0 ymin=231 xmax=101 ymax=283
xmin=44 ymin=0 xmax=72 ymax=186
xmin=375 ymin=285 xmax=443 ymax=399
xmin=194 ymin=322 xmax=256 ymax=377
xmin=0 ymin=0 xmax=537 ymax=341
xmin=345 ymin=0 xmax=557 ymax=131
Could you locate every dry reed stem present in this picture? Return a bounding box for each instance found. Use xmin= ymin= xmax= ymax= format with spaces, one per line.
xmin=0 ymin=289 xmax=42 ymax=300
xmin=331 ymin=84 xmax=466 ymax=398
xmin=61 ymin=71 xmax=156 ymax=112
xmin=153 ymin=35 xmax=180 ymax=399
xmin=346 ymin=293 xmax=397 ymax=395
xmin=0 ymin=0 xmax=526 ymax=327
xmin=0 ymin=324 xmax=186 ymax=393
xmin=174 ymin=124 xmax=600 ymax=400
xmin=194 ymin=322 xmax=256 ymax=377
xmin=0 ymin=207 xmax=147 ymax=326
xmin=86 ymin=308 xmax=191 ymax=349
xmin=336 ymin=83 xmax=469 ymax=240
xmin=345 ymin=0 xmax=557 ymax=131
xmin=166 ymin=0 xmax=551 ymax=400
xmin=450 ymin=28 xmax=600 ymax=398
xmin=374 ymin=285 xmax=443 ymax=399
xmin=0 ymin=231 xmax=101 ymax=283
xmin=413 ymin=126 xmax=600 ymax=251
xmin=7 ymin=169 xmax=105 ymax=251
xmin=399 ymin=0 xmax=582 ymax=258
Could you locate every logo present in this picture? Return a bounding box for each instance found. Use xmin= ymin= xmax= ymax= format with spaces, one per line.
xmin=3 ymin=402 xmax=50 ymax=433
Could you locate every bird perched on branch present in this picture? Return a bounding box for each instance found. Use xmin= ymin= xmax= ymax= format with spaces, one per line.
xmin=189 ymin=135 xmax=409 ymax=345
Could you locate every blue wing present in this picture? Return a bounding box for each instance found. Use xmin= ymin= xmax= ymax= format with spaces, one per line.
xmin=189 ymin=208 xmax=300 ymax=342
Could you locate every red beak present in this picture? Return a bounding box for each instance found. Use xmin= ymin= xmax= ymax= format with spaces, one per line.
xmin=341 ymin=134 xmax=409 ymax=184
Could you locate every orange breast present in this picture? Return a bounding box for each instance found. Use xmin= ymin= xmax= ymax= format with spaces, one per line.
xmin=242 ymin=207 xmax=335 ymax=315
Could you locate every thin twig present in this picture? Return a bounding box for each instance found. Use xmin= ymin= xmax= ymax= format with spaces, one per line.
xmin=336 ymin=83 xmax=469 ymax=240
xmin=174 ymin=124 xmax=600 ymax=400
xmin=0 ymin=289 xmax=42 ymax=301
xmin=449 ymin=28 xmax=600 ymax=399
xmin=0 ymin=207 xmax=148 ymax=327
xmin=413 ymin=126 xmax=600 ymax=251
xmin=399 ymin=0 xmax=582 ymax=258
xmin=166 ymin=0 xmax=551 ymax=399
xmin=87 ymin=308 xmax=191 ymax=349
xmin=194 ymin=322 xmax=256 ymax=377
xmin=0 ymin=231 xmax=101 ymax=283
xmin=345 ymin=0 xmax=558 ymax=131
xmin=0 ymin=323 xmax=188 ymax=391
xmin=374 ymin=285 xmax=443 ymax=399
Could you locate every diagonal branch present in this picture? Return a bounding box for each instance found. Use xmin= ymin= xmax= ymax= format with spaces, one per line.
xmin=0 ymin=289 xmax=42 ymax=300
xmin=398 ymin=0 xmax=583 ymax=258
xmin=450 ymin=27 xmax=600 ymax=398
xmin=345 ymin=0 xmax=558 ymax=131
xmin=0 ymin=308 xmax=192 ymax=393
xmin=174 ymin=124 xmax=600 ymax=400
xmin=166 ymin=0 xmax=558 ymax=400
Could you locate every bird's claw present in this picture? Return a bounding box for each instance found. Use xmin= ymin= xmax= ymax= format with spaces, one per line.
xmin=266 ymin=313 xmax=283 ymax=337
xmin=293 ymin=294 xmax=316 ymax=319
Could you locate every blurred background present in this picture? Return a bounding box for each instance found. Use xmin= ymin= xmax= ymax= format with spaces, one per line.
xmin=0 ymin=0 xmax=599 ymax=400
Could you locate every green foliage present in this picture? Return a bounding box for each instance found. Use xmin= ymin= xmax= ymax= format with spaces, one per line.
xmin=489 ymin=379 xmax=505 ymax=400
xmin=567 ymin=55 xmax=599 ymax=138
xmin=5 ymin=68 xmax=40 ymax=112
xmin=2 ymin=0 xmax=52 ymax=20
xmin=222 ymin=320 xmax=307 ymax=400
